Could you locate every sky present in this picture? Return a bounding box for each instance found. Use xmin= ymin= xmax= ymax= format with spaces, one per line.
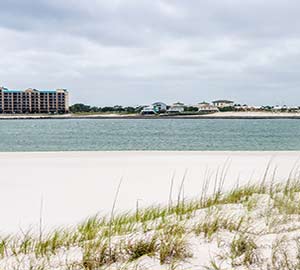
xmin=0 ymin=0 xmax=300 ymax=106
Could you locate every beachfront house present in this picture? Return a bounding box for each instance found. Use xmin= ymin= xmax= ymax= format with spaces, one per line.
xmin=152 ymin=102 xmax=167 ymax=113
xmin=197 ymin=102 xmax=219 ymax=113
xmin=234 ymin=104 xmax=250 ymax=111
xmin=140 ymin=105 xmax=156 ymax=115
xmin=273 ymin=105 xmax=288 ymax=112
xmin=167 ymin=102 xmax=185 ymax=113
xmin=212 ymin=100 xmax=234 ymax=108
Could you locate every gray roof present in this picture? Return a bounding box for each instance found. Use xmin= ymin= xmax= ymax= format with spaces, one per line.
xmin=152 ymin=102 xmax=167 ymax=106
xmin=173 ymin=102 xmax=185 ymax=106
xmin=212 ymin=100 xmax=234 ymax=103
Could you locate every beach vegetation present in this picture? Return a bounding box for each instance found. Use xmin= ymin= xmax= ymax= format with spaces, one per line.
xmin=229 ymin=234 xmax=258 ymax=267
xmin=69 ymin=103 xmax=140 ymax=115
xmin=3 ymin=169 xmax=300 ymax=269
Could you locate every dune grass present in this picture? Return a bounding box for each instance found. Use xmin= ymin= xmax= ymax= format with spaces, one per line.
xmin=2 ymin=166 xmax=300 ymax=269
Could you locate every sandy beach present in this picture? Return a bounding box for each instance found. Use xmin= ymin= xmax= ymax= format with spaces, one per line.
xmin=197 ymin=111 xmax=300 ymax=118
xmin=1 ymin=111 xmax=300 ymax=120
xmin=0 ymin=151 xmax=299 ymax=233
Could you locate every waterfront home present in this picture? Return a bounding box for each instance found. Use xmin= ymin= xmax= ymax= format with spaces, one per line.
xmin=167 ymin=102 xmax=185 ymax=113
xmin=288 ymin=106 xmax=300 ymax=112
xmin=273 ymin=105 xmax=288 ymax=112
xmin=140 ymin=106 xmax=157 ymax=115
xmin=152 ymin=102 xmax=167 ymax=113
xmin=212 ymin=100 xmax=234 ymax=108
xmin=197 ymin=102 xmax=219 ymax=113
xmin=234 ymin=104 xmax=250 ymax=111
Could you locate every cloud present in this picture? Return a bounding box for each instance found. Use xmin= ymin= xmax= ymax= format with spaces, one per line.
xmin=0 ymin=0 xmax=300 ymax=105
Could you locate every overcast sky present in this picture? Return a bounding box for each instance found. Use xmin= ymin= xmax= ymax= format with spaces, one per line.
xmin=0 ymin=0 xmax=300 ymax=106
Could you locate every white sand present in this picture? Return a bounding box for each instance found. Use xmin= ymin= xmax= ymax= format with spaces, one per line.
xmin=0 ymin=151 xmax=299 ymax=233
xmin=205 ymin=111 xmax=300 ymax=117
xmin=1 ymin=111 xmax=300 ymax=119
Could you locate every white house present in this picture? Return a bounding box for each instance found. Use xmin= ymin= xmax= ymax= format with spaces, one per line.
xmin=167 ymin=102 xmax=185 ymax=113
xmin=140 ymin=106 xmax=156 ymax=115
xmin=152 ymin=102 xmax=167 ymax=113
xmin=273 ymin=105 xmax=288 ymax=112
xmin=212 ymin=100 xmax=234 ymax=108
xmin=234 ymin=104 xmax=249 ymax=111
xmin=197 ymin=102 xmax=219 ymax=113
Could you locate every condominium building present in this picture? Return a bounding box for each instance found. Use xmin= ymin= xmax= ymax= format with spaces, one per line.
xmin=0 ymin=87 xmax=69 ymax=114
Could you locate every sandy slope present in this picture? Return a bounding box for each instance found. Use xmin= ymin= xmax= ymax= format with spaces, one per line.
xmin=203 ymin=111 xmax=300 ymax=117
xmin=0 ymin=151 xmax=300 ymax=233
xmin=1 ymin=111 xmax=300 ymax=119
xmin=1 ymin=183 xmax=300 ymax=269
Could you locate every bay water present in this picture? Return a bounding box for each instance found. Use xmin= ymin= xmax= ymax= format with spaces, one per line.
xmin=0 ymin=118 xmax=299 ymax=151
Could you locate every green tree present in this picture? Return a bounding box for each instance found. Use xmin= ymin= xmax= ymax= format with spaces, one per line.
xmin=124 ymin=107 xmax=136 ymax=113
xmin=184 ymin=106 xmax=198 ymax=112
xmin=69 ymin=103 xmax=91 ymax=113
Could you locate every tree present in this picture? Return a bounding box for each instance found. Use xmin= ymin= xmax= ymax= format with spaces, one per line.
xmin=219 ymin=106 xmax=235 ymax=112
xmin=69 ymin=103 xmax=91 ymax=113
xmin=101 ymin=106 xmax=115 ymax=112
xmin=123 ymin=107 xmax=136 ymax=113
xmin=69 ymin=104 xmax=137 ymax=114
xmin=184 ymin=106 xmax=198 ymax=112
xmin=90 ymin=106 xmax=101 ymax=112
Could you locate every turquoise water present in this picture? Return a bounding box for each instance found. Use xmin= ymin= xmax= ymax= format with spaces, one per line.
xmin=0 ymin=119 xmax=299 ymax=151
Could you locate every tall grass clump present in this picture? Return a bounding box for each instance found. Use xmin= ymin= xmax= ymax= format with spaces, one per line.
xmin=194 ymin=215 xmax=245 ymax=240
xmin=158 ymin=223 xmax=191 ymax=264
xmin=230 ymin=234 xmax=259 ymax=267
xmin=124 ymin=236 xmax=158 ymax=261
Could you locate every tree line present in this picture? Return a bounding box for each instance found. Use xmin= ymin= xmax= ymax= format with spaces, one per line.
xmin=69 ymin=104 xmax=142 ymax=114
xmin=69 ymin=103 xmax=201 ymax=114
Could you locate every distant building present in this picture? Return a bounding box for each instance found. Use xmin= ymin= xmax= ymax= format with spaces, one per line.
xmin=140 ymin=106 xmax=157 ymax=115
xmin=152 ymin=102 xmax=167 ymax=113
xmin=167 ymin=102 xmax=185 ymax=113
xmin=0 ymin=87 xmax=69 ymax=114
xmin=273 ymin=105 xmax=288 ymax=112
xmin=234 ymin=104 xmax=249 ymax=111
xmin=212 ymin=100 xmax=234 ymax=108
xmin=197 ymin=102 xmax=219 ymax=113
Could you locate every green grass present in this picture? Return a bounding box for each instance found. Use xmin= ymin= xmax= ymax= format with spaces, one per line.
xmin=230 ymin=234 xmax=258 ymax=267
xmin=194 ymin=215 xmax=245 ymax=240
xmin=2 ymin=174 xmax=300 ymax=269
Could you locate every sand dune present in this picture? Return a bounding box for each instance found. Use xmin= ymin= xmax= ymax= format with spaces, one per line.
xmin=0 ymin=151 xmax=299 ymax=233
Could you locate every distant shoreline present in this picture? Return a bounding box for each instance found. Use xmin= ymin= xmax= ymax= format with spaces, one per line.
xmin=1 ymin=111 xmax=300 ymax=120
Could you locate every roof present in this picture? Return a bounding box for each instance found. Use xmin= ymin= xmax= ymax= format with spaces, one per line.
xmin=152 ymin=102 xmax=167 ymax=106
xmin=212 ymin=100 xmax=234 ymax=103
xmin=1 ymin=89 xmax=63 ymax=94
xmin=141 ymin=106 xmax=155 ymax=112
xmin=40 ymin=90 xmax=57 ymax=93
xmin=172 ymin=102 xmax=185 ymax=106
xmin=2 ymin=89 xmax=22 ymax=93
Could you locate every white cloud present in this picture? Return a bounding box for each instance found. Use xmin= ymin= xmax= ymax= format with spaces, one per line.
xmin=0 ymin=0 xmax=300 ymax=105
